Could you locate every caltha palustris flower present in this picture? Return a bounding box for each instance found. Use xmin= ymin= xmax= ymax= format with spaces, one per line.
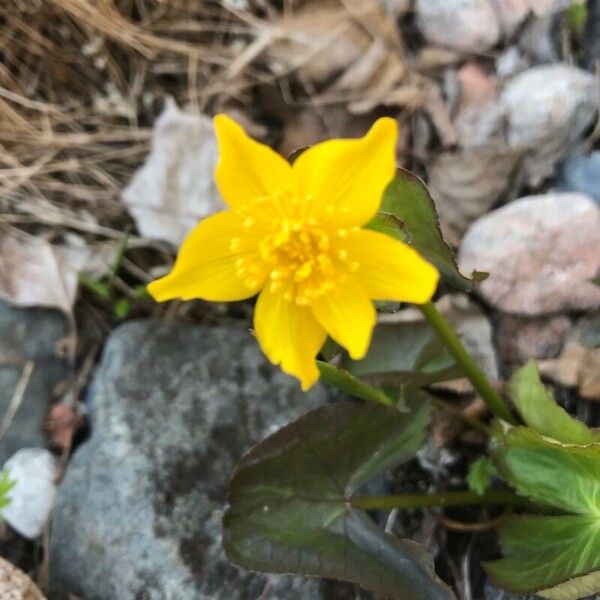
xmin=148 ymin=115 xmax=439 ymax=390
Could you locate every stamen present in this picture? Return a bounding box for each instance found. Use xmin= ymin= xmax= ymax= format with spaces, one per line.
xmin=233 ymin=195 xmax=351 ymax=304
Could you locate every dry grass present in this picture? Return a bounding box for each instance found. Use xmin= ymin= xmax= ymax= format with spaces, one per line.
xmin=0 ymin=0 xmax=429 ymax=246
xmin=0 ymin=0 xmax=262 ymax=240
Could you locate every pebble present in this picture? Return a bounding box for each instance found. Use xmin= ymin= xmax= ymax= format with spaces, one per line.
xmin=2 ymin=448 xmax=57 ymax=539
xmin=495 ymin=315 xmax=571 ymax=366
xmin=501 ymin=64 xmax=599 ymax=185
xmin=416 ymin=0 xmax=500 ymax=52
xmin=459 ymin=193 xmax=600 ymax=316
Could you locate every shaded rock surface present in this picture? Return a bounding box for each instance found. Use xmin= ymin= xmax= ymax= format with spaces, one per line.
xmin=557 ymin=152 xmax=600 ymax=204
xmin=459 ymin=193 xmax=600 ymax=316
xmin=495 ymin=314 xmax=571 ymax=367
xmin=0 ymin=301 xmax=67 ymax=463
xmin=50 ymin=320 xmax=330 ymax=600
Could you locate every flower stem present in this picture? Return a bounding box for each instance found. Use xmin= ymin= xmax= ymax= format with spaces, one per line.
xmin=418 ymin=302 xmax=516 ymax=424
xmin=350 ymin=489 xmax=521 ymax=510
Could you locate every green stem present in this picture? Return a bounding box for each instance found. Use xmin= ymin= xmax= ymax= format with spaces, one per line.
xmin=419 ymin=302 xmax=516 ymax=424
xmin=351 ymin=489 xmax=521 ymax=510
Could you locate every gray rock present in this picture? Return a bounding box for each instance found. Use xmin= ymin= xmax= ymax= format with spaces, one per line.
xmin=518 ymin=14 xmax=560 ymax=64
xmin=557 ymin=152 xmax=600 ymax=204
xmin=416 ymin=0 xmax=500 ymax=52
xmin=496 ymin=314 xmax=571 ymax=366
xmin=459 ymin=193 xmax=600 ymax=316
xmin=0 ymin=300 xmax=67 ymax=463
xmin=2 ymin=448 xmax=58 ymax=539
xmin=501 ymin=64 xmax=599 ymax=185
xmin=50 ymin=321 xmax=329 ymax=600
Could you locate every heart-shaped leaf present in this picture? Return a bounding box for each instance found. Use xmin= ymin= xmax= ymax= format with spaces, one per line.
xmin=224 ymin=401 xmax=455 ymax=600
xmin=380 ymin=169 xmax=486 ymax=292
xmin=487 ymin=426 xmax=600 ymax=599
xmin=492 ymin=427 xmax=600 ymax=515
xmin=485 ymin=515 xmax=600 ymax=599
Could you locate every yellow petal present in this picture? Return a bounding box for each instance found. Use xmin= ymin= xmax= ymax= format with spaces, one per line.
xmin=213 ymin=114 xmax=294 ymax=216
xmin=292 ymin=117 xmax=398 ymax=226
xmin=254 ymin=286 xmax=327 ymax=390
xmin=345 ymin=229 xmax=439 ymax=303
xmin=311 ymin=278 xmax=376 ymax=360
xmin=147 ymin=211 xmax=264 ymax=302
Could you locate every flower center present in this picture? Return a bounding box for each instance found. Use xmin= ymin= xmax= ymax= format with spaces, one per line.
xmin=231 ymin=213 xmax=359 ymax=304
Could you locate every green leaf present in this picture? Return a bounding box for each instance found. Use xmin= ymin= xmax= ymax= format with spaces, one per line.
xmin=224 ymin=401 xmax=456 ymax=600
xmin=0 ymin=469 xmax=15 ymax=514
xmin=113 ymin=296 xmax=131 ymax=319
xmin=380 ymin=169 xmax=486 ymax=291
xmin=467 ymin=457 xmax=497 ymax=495
xmin=492 ymin=427 xmax=600 ymax=515
xmin=507 ymin=360 xmax=600 ymax=445
xmin=317 ymin=361 xmax=396 ymax=406
xmin=485 ymin=514 xmax=600 ymax=598
xmin=341 ymin=320 xmax=461 ymax=388
xmin=566 ymin=2 xmax=587 ymax=35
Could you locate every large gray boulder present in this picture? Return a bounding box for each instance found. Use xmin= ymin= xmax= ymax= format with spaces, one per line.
xmin=50 ymin=320 xmax=330 ymax=600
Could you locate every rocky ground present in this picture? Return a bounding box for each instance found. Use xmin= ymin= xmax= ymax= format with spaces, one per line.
xmin=1 ymin=1 xmax=600 ymax=599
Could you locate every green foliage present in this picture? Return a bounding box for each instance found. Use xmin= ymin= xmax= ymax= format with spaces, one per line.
xmin=0 ymin=469 xmax=15 ymax=514
xmin=566 ymin=2 xmax=587 ymax=34
xmin=493 ymin=427 xmax=600 ymax=515
xmin=317 ymin=361 xmax=395 ymax=406
xmin=380 ymin=169 xmax=487 ymax=291
xmin=467 ymin=457 xmax=497 ymax=496
xmin=224 ymin=400 xmax=455 ymax=600
xmin=486 ymin=515 xmax=600 ymax=597
xmin=507 ymin=361 xmax=600 ymax=444
xmin=225 ymin=162 xmax=598 ymax=600
xmin=486 ymin=424 xmax=600 ymax=598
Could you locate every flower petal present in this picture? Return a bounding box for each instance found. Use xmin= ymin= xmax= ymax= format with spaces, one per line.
xmin=311 ymin=278 xmax=376 ymax=360
xmin=254 ymin=286 xmax=327 ymax=390
xmin=292 ymin=117 xmax=398 ymax=226
xmin=147 ymin=211 xmax=264 ymax=302
xmin=213 ymin=114 xmax=294 ymax=215
xmin=345 ymin=229 xmax=439 ymax=303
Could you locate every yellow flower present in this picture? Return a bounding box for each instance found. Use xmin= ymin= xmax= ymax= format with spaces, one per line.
xmin=147 ymin=115 xmax=439 ymax=390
